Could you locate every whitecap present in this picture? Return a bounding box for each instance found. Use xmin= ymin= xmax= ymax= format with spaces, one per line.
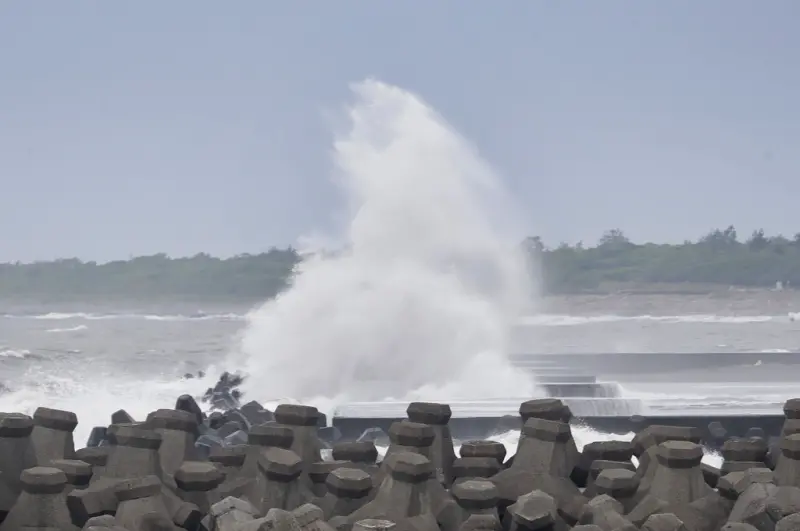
xmin=45 ymin=325 xmax=89 ymax=333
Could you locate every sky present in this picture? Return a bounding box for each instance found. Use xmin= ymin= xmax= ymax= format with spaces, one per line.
xmin=1 ymin=2 xmax=798 ymax=262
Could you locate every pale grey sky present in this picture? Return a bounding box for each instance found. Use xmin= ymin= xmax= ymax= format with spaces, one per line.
xmin=1 ymin=2 xmax=797 ymax=262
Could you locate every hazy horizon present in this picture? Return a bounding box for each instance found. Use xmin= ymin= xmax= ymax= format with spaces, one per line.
xmin=2 ymin=2 xmax=798 ymax=262
xmin=0 ymin=226 xmax=794 ymax=266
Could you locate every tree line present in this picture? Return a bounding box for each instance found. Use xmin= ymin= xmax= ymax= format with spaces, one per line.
xmin=1 ymin=227 xmax=799 ymax=301
xmin=527 ymin=226 xmax=800 ymax=293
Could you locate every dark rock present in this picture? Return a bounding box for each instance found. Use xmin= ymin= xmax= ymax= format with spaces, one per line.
xmin=250 ymin=423 xmax=294 ymax=448
xmin=218 ymin=420 xmax=245 ymax=439
xmin=333 ymin=441 xmax=379 ymax=464
xmin=175 ymin=394 xmax=204 ymax=426
xmin=240 ymin=399 xmax=275 ymax=426
xmin=195 ymin=433 xmax=224 ymax=459
xmin=110 ymin=410 xmax=135 ymax=425
xmin=224 ymin=430 xmax=249 ymax=446
xmin=221 ymin=409 xmax=252 ymax=432
xmin=459 ymin=440 xmax=507 ymax=464
xmin=50 ymin=458 xmax=92 ymax=489
xmin=319 ymin=426 xmax=343 ymax=445
xmin=519 ymin=398 xmax=571 ymax=422
xmin=86 ymin=426 xmax=108 ymax=448
xmin=207 ymin=411 xmax=225 ymax=430
xmin=175 ymin=461 xmax=224 ymax=492
xmin=309 ymin=460 xmax=349 ymax=497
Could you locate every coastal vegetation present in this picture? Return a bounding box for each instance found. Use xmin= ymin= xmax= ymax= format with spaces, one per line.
xmin=2 ymin=227 xmax=800 ymax=301
xmin=529 ymin=227 xmax=800 ymax=294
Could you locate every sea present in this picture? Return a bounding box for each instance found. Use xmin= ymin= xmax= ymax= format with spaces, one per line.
xmin=4 ymin=80 xmax=799 ymax=469
xmin=1 ymin=292 xmax=799 ymax=470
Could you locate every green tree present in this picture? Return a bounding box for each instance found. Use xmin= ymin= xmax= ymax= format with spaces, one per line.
xmin=747 ymin=229 xmax=769 ymax=251
xmin=3 ymin=226 xmax=800 ymax=300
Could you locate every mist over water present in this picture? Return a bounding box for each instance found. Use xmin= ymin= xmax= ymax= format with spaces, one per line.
xmin=232 ymin=79 xmax=538 ymax=407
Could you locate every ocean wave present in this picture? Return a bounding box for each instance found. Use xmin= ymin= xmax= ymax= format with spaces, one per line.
xmin=45 ymin=324 xmax=89 ymax=333
xmin=518 ymin=314 xmax=776 ymax=327
xmin=0 ymin=349 xmax=30 ymax=359
xmin=1 ymin=312 xmax=245 ymax=322
xmin=2 ymin=310 xmax=791 ymax=327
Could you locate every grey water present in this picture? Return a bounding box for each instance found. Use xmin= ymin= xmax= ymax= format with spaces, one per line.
xmin=1 ymin=292 xmax=799 ymax=445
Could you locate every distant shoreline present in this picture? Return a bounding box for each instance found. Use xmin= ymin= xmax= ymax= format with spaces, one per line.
xmin=559 ymin=281 xmax=795 ymax=296
xmin=3 ymin=228 xmax=800 ymax=301
xmin=0 ymin=283 xmax=796 ymax=307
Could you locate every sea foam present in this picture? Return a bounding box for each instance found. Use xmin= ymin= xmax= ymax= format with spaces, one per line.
xmin=230 ymin=79 xmax=538 ymax=411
